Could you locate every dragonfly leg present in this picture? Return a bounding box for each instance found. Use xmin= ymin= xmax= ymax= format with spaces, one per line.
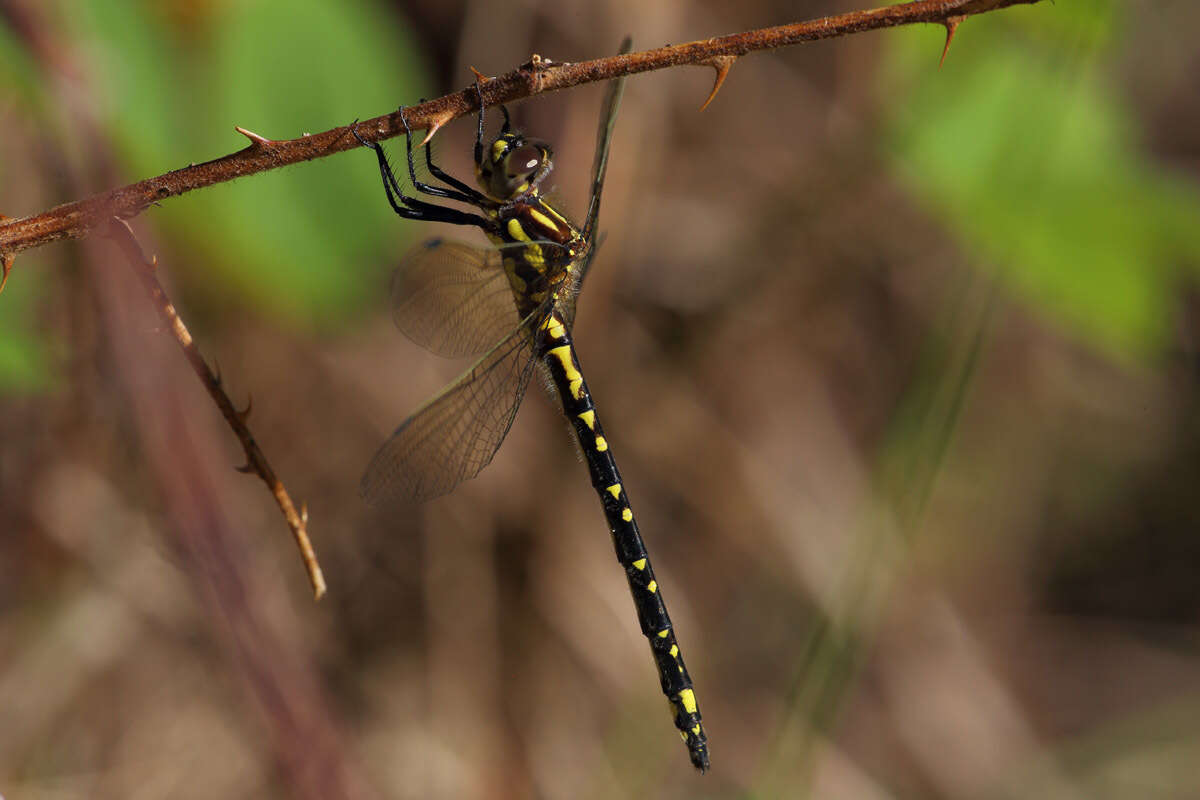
xmin=473 ymin=78 xmax=486 ymax=169
xmin=352 ymin=122 xmax=489 ymax=229
xmin=397 ymin=104 xmax=487 ymax=205
xmin=471 ymin=78 xmax=514 ymax=164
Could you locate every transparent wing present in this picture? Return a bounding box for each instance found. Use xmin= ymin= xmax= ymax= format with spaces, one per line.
xmin=391 ymin=238 xmax=519 ymax=358
xmin=581 ymin=36 xmax=631 ymax=243
xmin=361 ymin=309 xmax=543 ymax=504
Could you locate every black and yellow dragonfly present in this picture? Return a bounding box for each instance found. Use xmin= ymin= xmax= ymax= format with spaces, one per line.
xmin=355 ymin=40 xmax=708 ymax=772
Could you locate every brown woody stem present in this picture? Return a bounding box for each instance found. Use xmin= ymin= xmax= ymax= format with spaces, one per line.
xmin=0 ymin=0 xmax=1040 ymax=259
xmin=106 ymin=219 xmax=328 ymax=600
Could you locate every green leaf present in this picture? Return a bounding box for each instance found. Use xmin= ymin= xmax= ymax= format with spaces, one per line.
xmin=73 ymin=0 xmax=433 ymax=326
xmin=881 ymin=7 xmax=1200 ymax=357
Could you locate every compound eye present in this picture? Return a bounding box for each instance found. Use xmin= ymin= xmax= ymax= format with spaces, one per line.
xmin=506 ymin=143 xmax=543 ymax=180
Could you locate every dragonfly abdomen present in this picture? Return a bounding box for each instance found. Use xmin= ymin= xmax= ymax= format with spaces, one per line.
xmin=538 ymin=312 xmax=710 ymax=772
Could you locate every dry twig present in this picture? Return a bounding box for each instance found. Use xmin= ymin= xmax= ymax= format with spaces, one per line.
xmin=106 ymin=219 xmax=327 ymax=599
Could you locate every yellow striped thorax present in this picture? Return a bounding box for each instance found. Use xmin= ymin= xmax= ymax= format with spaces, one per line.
xmin=476 ymin=131 xmax=586 ymax=318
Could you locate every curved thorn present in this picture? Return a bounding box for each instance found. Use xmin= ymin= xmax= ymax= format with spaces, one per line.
xmin=0 ymin=215 xmax=11 ymax=294
xmin=234 ymin=462 xmax=255 ymax=474
xmin=238 ymin=394 xmax=253 ymax=422
xmin=235 ymin=126 xmax=273 ymax=147
xmin=699 ymin=55 xmax=736 ymax=111
xmin=940 ymin=16 xmax=964 ymax=69
xmin=300 ymin=502 xmax=309 ymax=525
xmin=419 ymin=110 xmax=455 ymax=147
xmin=0 ymin=252 xmax=12 ymax=295
xmin=211 ymin=358 xmax=222 ymax=385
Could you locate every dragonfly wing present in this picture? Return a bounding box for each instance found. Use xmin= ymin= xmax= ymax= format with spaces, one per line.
xmin=391 ymin=238 xmax=520 ymax=358
xmin=361 ymin=310 xmax=542 ymax=504
xmin=580 ymin=37 xmax=631 ymax=244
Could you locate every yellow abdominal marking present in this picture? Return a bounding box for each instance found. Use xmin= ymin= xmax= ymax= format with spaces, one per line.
xmin=678 ymin=689 xmax=698 ymax=715
xmin=578 ymin=410 xmax=595 ymax=429
xmin=491 ymin=140 xmax=507 ymax=160
xmin=595 ymin=435 xmax=608 ymax=452
xmin=606 ymin=483 xmax=622 ymax=500
xmin=622 ymin=508 xmax=633 ymax=522
xmin=669 ymin=645 xmax=678 ymax=658
xmin=542 ymin=315 xmax=566 ymax=339
xmin=632 ymin=558 xmax=646 ymax=571
xmin=692 ymin=724 xmax=701 ymax=736
xmin=657 ymin=629 xmax=670 ymax=639
xmin=647 ymin=580 xmax=657 ymax=594
xmin=547 ymin=346 xmax=584 ymax=399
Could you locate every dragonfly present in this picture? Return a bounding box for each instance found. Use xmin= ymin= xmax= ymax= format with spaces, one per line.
xmin=354 ymin=39 xmax=708 ymax=772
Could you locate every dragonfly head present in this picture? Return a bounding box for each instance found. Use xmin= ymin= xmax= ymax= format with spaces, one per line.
xmin=476 ymin=132 xmax=554 ymax=202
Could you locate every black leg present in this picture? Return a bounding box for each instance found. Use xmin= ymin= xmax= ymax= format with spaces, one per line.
xmin=401 ymin=105 xmax=487 ymax=204
xmin=398 ymin=106 xmax=486 ymax=205
xmin=469 ymin=80 xmax=512 ymax=166
xmin=473 ymin=79 xmax=487 ymax=169
xmin=352 ymin=122 xmax=489 ymax=229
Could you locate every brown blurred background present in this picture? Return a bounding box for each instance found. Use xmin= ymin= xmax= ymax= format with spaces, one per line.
xmin=2 ymin=0 xmax=1200 ymax=797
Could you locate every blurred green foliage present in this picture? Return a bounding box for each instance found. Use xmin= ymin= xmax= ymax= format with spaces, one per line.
xmin=4 ymin=0 xmax=1198 ymax=389
xmin=69 ymin=0 xmax=431 ymax=325
xmin=0 ymin=0 xmax=432 ymax=387
xmin=0 ymin=270 xmax=51 ymax=391
xmin=882 ymin=2 xmax=1200 ymax=358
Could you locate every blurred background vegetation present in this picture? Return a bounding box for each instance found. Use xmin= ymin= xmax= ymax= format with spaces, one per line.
xmin=2 ymin=0 xmax=1199 ymax=797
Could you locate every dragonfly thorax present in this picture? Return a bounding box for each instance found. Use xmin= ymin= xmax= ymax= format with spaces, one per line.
xmin=476 ymin=132 xmax=554 ymax=201
xmin=489 ymin=197 xmax=584 ymax=318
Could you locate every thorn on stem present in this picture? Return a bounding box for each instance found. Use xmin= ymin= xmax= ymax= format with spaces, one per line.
xmin=0 ymin=252 xmax=11 ymax=294
xmin=237 ymin=395 xmax=253 ymax=423
xmin=419 ymin=110 xmax=456 ymax=147
xmin=699 ymin=56 xmax=737 ymax=111
xmin=0 ymin=214 xmax=11 ymax=294
xmin=300 ymin=502 xmax=309 ymax=525
xmin=235 ymin=126 xmax=274 ymax=148
xmin=235 ymin=462 xmax=254 ymax=474
xmin=940 ymin=15 xmax=964 ymax=69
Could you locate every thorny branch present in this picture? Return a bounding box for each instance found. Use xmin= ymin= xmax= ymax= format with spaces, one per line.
xmin=106 ymin=219 xmax=327 ymax=599
xmin=0 ymin=0 xmax=1041 ymax=257
xmin=0 ymin=0 xmax=1041 ymax=596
